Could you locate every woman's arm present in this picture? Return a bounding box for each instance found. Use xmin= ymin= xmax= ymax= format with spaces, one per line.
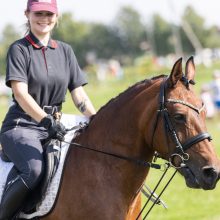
xmin=71 ymin=86 xmax=96 ymax=117
xmin=11 ymin=80 xmax=47 ymax=122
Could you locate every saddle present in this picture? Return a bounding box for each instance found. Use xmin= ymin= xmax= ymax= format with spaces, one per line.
xmin=0 ymin=139 xmax=61 ymax=214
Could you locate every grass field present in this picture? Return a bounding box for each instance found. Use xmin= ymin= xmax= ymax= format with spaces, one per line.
xmin=0 ymin=61 xmax=220 ymax=220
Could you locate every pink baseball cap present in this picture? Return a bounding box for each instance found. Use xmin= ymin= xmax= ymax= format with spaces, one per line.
xmin=27 ymin=0 xmax=58 ymax=14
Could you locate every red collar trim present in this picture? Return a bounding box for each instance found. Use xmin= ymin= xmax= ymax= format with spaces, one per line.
xmin=50 ymin=39 xmax=58 ymax=49
xmin=25 ymin=34 xmax=58 ymax=49
xmin=25 ymin=35 xmax=41 ymax=49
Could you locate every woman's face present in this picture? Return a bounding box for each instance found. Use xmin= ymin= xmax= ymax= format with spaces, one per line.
xmin=26 ymin=11 xmax=57 ymax=37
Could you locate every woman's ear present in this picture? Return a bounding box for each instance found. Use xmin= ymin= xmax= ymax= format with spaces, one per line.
xmin=24 ymin=10 xmax=29 ymax=19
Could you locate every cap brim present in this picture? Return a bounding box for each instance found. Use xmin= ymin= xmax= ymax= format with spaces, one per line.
xmin=29 ymin=4 xmax=58 ymax=14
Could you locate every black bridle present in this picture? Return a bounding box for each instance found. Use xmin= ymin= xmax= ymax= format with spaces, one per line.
xmin=137 ymin=77 xmax=213 ymax=220
xmin=151 ymin=77 xmax=212 ymax=168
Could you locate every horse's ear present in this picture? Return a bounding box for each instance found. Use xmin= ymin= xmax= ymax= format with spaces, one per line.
xmin=185 ymin=56 xmax=195 ymax=81
xmin=167 ymin=57 xmax=183 ymax=88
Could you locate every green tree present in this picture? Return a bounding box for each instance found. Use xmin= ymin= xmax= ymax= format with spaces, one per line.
xmin=0 ymin=24 xmax=20 ymax=75
xmin=112 ymin=6 xmax=147 ymax=62
xmin=53 ymin=12 xmax=90 ymax=66
xmin=151 ymin=14 xmax=174 ymax=56
xmin=204 ymin=25 xmax=220 ymax=48
xmin=181 ymin=6 xmax=205 ymax=52
xmin=85 ymin=23 xmax=121 ymax=60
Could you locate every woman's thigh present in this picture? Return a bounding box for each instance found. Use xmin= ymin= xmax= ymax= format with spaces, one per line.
xmin=0 ymin=128 xmax=46 ymax=188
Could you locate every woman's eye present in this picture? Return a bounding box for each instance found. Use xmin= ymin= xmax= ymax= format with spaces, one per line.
xmin=34 ymin=12 xmax=54 ymax=16
xmin=46 ymin=12 xmax=54 ymax=16
xmin=174 ymin=114 xmax=186 ymax=122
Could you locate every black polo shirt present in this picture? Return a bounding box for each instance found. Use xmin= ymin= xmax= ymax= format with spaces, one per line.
xmin=6 ymin=32 xmax=87 ymax=108
xmin=0 ymin=32 xmax=88 ymax=132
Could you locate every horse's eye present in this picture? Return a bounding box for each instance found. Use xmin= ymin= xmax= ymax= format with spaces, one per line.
xmin=173 ymin=114 xmax=186 ymax=122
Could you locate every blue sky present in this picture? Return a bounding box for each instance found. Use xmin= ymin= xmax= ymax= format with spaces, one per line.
xmin=1 ymin=0 xmax=220 ymax=35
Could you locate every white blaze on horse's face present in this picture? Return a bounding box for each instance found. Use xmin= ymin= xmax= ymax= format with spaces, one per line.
xmin=159 ymin=57 xmax=220 ymax=190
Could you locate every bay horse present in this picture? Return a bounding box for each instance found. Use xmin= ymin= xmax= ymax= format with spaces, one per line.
xmin=42 ymin=57 xmax=220 ymax=220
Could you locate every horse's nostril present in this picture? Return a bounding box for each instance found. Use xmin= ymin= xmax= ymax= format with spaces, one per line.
xmin=202 ymin=166 xmax=218 ymax=181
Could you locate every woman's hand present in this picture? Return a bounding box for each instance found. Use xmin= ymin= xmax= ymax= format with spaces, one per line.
xmin=39 ymin=115 xmax=67 ymax=141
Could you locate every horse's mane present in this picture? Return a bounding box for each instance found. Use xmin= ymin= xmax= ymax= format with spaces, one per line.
xmin=89 ymin=74 xmax=167 ymax=123
xmin=74 ymin=74 xmax=166 ymax=134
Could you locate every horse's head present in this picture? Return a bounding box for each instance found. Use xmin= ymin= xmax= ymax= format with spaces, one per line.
xmin=152 ymin=56 xmax=220 ymax=190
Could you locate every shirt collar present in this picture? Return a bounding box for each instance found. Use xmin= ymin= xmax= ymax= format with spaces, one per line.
xmin=25 ymin=32 xmax=58 ymax=49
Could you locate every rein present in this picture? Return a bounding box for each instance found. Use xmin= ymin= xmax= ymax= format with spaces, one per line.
xmin=62 ymin=140 xmax=161 ymax=170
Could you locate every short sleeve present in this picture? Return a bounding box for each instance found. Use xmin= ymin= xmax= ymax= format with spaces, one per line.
xmin=67 ymin=46 xmax=88 ymax=92
xmin=6 ymin=43 xmax=28 ymax=87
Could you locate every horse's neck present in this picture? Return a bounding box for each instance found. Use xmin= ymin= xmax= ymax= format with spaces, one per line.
xmin=72 ymin=132 xmax=152 ymax=207
xmin=77 ymin=93 xmax=156 ymax=163
xmin=73 ymin=85 xmax=158 ymax=202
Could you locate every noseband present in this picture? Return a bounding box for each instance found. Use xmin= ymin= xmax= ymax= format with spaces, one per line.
xmin=152 ymin=77 xmax=212 ymax=168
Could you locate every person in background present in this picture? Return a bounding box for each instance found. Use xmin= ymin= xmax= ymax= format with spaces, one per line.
xmin=200 ymin=84 xmax=215 ymax=119
xmin=0 ymin=0 xmax=96 ymax=219
xmin=210 ymin=70 xmax=220 ymax=116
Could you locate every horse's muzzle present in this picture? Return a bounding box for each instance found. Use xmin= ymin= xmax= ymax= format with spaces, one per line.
xmin=179 ymin=165 xmax=219 ymax=190
xmin=201 ymin=166 xmax=219 ymax=190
